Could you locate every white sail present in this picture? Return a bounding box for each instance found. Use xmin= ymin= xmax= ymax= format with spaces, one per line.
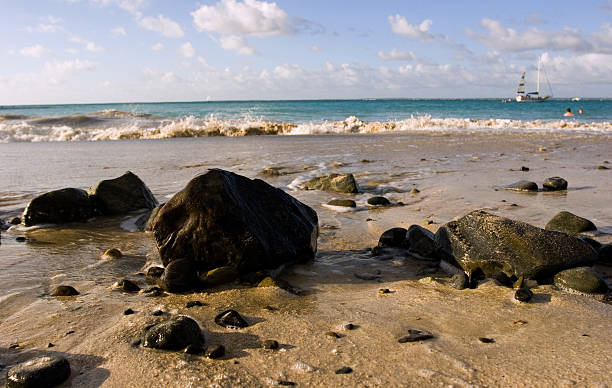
xmin=517 ymin=72 xmax=526 ymax=94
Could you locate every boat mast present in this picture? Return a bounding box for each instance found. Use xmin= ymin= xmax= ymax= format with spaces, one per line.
xmin=536 ymin=56 xmax=541 ymax=94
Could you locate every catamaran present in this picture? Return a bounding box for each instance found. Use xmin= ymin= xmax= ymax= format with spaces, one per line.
xmin=515 ymin=56 xmax=551 ymax=102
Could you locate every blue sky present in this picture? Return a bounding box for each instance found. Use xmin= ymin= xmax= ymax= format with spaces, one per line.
xmin=1 ymin=0 xmax=612 ymax=104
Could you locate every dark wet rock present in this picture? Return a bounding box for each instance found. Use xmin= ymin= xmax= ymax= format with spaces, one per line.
xmin=301 ymin=173 xmax=358 ymax=193
xmin=135 ymin=203 xmax=165 ymax=232
xmin=367 ymin=196 xmax=390 ymax=206
xmin=101 ymin=248 xmax=122 ymax=260
xmin=88 ymin=171 xmax=158 ymax=215
xmin=22 ymin=188 xmax=95 ymax=226
xmin=325 ymin=331 xmax=341 ymax=338
xmin=205 ymin=344 xmax=225 ymax=359
xmin=112 ymin=279 xmax=141 ymax=293
xmin=598 ymin=244 xmax=612 ymax=265
xmin=514 ymin=288 xmax=533 ymax=302
xmin=184 ymin=344 xmax=205 ymax=354
xmin=9 ymin=217 xmax=21 ymax=225
xmin=214 ymin=309 xmax=249 ymax=329
xmin=520 ymin=166 xmax=530 ymax=171
xmin=9 ymin=343 xmax=19 ymax=349
xmin=582 ymin=237 xmax=602 ymax=251
xmin=327 ymin=199 xmax=356 ymax=207
xmin=51 ymin=285 xmax=79 ymax=296
xmin=263 ymin=339 xmax=279 ymax=350
xmin=598 ymin=165 xmax=609 ymax=170
xmin=152 ymin=310 xmax=164 ymax=316
xmin=335 ymin=366 xmax=353 ymax=374
xmin=199 ymin=266 xmax=239 ymax=287
xmin=398 ymin=329 xmax=434 ymax=343
xmin=434 ymin=210 xmax=598 ymax=279
xmin=542 ymin=176 xmax=568 ymax=191
xmin=479 ymin=337 xmax=495 ymax=343
xmin=185 ymin=300 xmax=203 ymax=308
xmin=124 ymin=308 xmax=135 ymax=315
xmin=47 ymin=343 xmax=54 ymax=348
xmin=378 ymin=227 xmax=408 ymax=248
xmin=278 ymin=380 xmax=296 ymax=386
xmin=505 ymin=180 xmax=538 ymax=192
xmin=406 ymin=225 xmax=437 ymax=259
xmin=342 ymin=323 xmax=357 ymax=331
xmin=545 ymin=211 xmax=596 ymax=235
xmin=554 ymin=267 xmax=608 ymax=294
xmin=450 ymin=273 xmax=469 ymax=290
xmin=152 ymin=169 xmax=318 ymax=278
xmin=489 ymin=272 xmax=514 ymax=287
xmin=160 ymin=259 xmax=198 ymax=292
xmin=378 ymin=288 xmax=391 ymax=294
xmin=6 ymin=355 xmax=70 ymax=388
xmin=142 ymin=286 xmax=165 ymax=297
xmin=145 ymin=266 xmax=165 ymax=283
xmin=410 ymin=188 xmax=420 ymax=194
xmin=15 ymin=237 xmax=26 ymax=242
xmin=142 ymin=315 xmax=205 ymax=351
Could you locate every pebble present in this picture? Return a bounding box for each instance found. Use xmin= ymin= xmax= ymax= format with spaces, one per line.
xmin=47 ymin=343 xmax=54 ymax=348
xmin=141 ymin=286 xmax=165 ymax=297
xmin=378 ymin=288 xmax=391 ymax=294
xmin=9 ymin=343 xmax=19 ymax=349
xmin=342 ymin=323 xmax=357 ymax=330
xmin=263 ymin=340 xmax=279 ymax=350
xmin=151 ymin=310 xmax=164 ymax=316
xmin=142 ymin=315 xmax=205 ymax=351
xmin=398 ymin=329 xmax=434 ymax=343
xmin=101 ymin=248 xmax=122 ymax=260
xmin=131 ymin=339 xmax=142 ymax=347
xmin=514 ymin=288 xmax=533 ymax=302
xmin=51 ymin=285 xmax=79 ymax=296
xmin=214 ymin=309 xmax=249 ymax=329
xmin=9 ymin=217 xmax=21 ymax=225
xmin=112 ymin=279 xmax=141 ymax=293
xmin=410 ymin=188 xmax=420 ymax=194
xmin=5 ymin=356 xmax=71 ymax=388
xmin=335 ymin=366 xmax=353 ymax=374
xmin=186 ymin=300 xmax=204 ymax=308
xmin=520 ymin=166 xmax=530 ymax=171
xmin=367 ymin=196 xmax=390 ymax=206
xmin=327 ymin=199 xmax=357 ymax=208
xmin=124 ymin=308 xmax=135 ymax=315
xmin=205 ymin=344 xmax=225 ymax=359
xmin=15 ymin=236 xmax=27 ymax=242
xmin=278 ymin=380 xmax=296 ymax=386
xmin=478 ymin=337 xmax=495 ymax=343
xmin=326 ymin=331 xmax=341 ymax=338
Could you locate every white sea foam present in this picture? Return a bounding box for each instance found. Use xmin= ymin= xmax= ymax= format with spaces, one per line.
xmin=1 ymin=113 xmax=611 ymax=143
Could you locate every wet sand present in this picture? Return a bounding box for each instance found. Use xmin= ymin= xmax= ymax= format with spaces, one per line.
xmin=1 ymin=131 xmax=611 ymax=387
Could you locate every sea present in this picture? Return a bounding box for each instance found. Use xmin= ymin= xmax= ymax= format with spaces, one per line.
xmin=1 ymin=98 xmax=611 ymax=142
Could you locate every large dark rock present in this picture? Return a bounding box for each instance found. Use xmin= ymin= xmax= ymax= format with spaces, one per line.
xmin=301 ymin=173 xmax=358 ymax=193
xmin=6 ymin=355 xmax=70 ymax=388
xmin=434 ymin=210 xmax=598 ymax=279
xmin=542 ymin=176 xmax=568 ymax=191
xmin=545 ymin=211 xmax=596 ymax=235
xmin=22 ymin=188 xmax=95 ymax=226
xmin=554 ymin=267 xmax=608 ymax=294
xmin=142 ymin=315 xmax=205 ymax=350
xmin=152 ymin=169 xmax=318 ymax=276
xmin=406 ymin=225 xmax=437 ymax=258
xmin=88 ymin=171 xmax=158 ymax=215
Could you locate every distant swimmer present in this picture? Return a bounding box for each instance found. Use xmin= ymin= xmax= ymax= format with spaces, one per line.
xmin=578 ymin=108 xmax=583 ymax=115
xmin=564 ymin=108 xmax=574 ymax=117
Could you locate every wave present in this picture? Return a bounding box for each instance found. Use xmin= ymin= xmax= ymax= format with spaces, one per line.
xmin=0 ymin=112 xmax=611 ymax=142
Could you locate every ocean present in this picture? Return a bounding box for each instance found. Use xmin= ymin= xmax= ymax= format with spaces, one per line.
xmin=1 ymin=99 xmax=611 ymax=142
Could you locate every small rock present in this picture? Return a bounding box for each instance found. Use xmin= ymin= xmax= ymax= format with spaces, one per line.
xmin=479 ymin=337 xmax=495 ymax=343
xmin=378 ymin=227 xmax=408 ymax=248
xmin=410 ymin=188 xmax=420 ymax=194
xmin=450 ymin=273 xmax=469 ymax=290
xmin=145 ymin=266 xmax=164 ymax=283
xmin=47 ymin=343 xmax=54 ymax=348
xmin=214 ymin=309 xmax=249 ymax=329
xmin=131 ymin=339 xmax=142 ymax=347
xmin=554 ymin=267 xmax=608 ymax=294
xmin=398 ymin=329 xmax=434 ymax=343
xmin=542 ymin=176 xmax=568 ymax=191
xmin=15 ymin=236 xmax=26 ymax=242
xmin=262 ymin=340 xmax=279 ymax=350
xmin=142 ymin=315 xmax=205 ymax=351
xmin=301 ymin=173 xmax=359 ymax=193
xmin=335 ymin=366 xmax=353 ymax=374
xmin=326 ymin=331 xmax=341 ymax=338
xmin=354 ymin=272 xmax=380 ymax=281
xmin=152 ymin=310 xmax=164 ymax=316
xmin=406 ymin=225 xmax=437 ymax=258
xmin=260 ymin=166 xmax=286 ymax=176
xmin=327 ymin=199 xmax=356 ymax=208
xmin=514 ymin=288 xmax=533 ymax=302
xmin=367 ymin=196 xmax=390 ymax=206
xmin=184 ymin=344 xmax=205 ymax=354
xmin=342 ymin=323 xmax=357 ymax=331
xmin=378 ymin=288 xmax=391 ymax=294
xmin=520 ymin=166 xmax=530 ymax=171
xmin=545 ymin=211 xmax=596 ymax=235
xmin=256 ymin=276 xmax=280 ymax=288
xmin=9 ymin=343 xmax=19 ymax=349
xmin=101 ymin=248 xmax=122 ymax=260
xmin=160 ymin=259 xmax=198 ymax=292
xmin=124 ymin=308 xmax=135 ymax=315
xmin=506 ymin=180 xmax=538 ymax=192
xmin=9 ymin=217 xmax=21 ymax=225
xmin=186 ymin=300 xmax=204 ymax=308
xmin=142 ymin=286 xmax=165 ymax=297
xmin=51 ymin=285 xmax=79 ymax=296
xmin=112 ymin=279 xmax=141 ymax=293
xmin=65 ymin=330 xmax=75 ymax=335
xmin=205 ymin=344 xmax=225 ymax=359
xmin=597 ymin=165 xmax=609 ymax=170
xmin=278 ymin=380 xmax=296 ymax=386
xmin=6 ymin=356 xmax=71 ymax=388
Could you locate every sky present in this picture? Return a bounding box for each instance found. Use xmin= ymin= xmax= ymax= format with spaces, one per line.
xmin=1 ymin=0 xmax=612 ymax=104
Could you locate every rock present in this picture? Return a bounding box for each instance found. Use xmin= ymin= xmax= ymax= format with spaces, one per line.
xmin=88 ymin=171 xmax=158 ymax=215
xmin=260 ymin=166 xmax=286 ymax=176
xmin=505 ymin=180 xmax=538 ymax=192
xmin=406 ymin=225 xmax=437 ymax=258
xmin=141 ymin=286 xmax=165 ymax=297
xmin=214 ymin=309 xmax=249 ymax=329
xmin=325 ymin=331 xmax=341 ymax=338
xmin=327 ymin=199 xmax=356 ymax=207
xmin=301 ymin=173 xmax=359 ymax=193
xmin=22 ymin=188 xmax=95 ymax=226
xmin=598 ymin=165 xmax=609 ymax=170
xmin=185 ymin=300 xmax=203 ymax=308
xmin=15 ymin=237 xmax=26 ymax=242
xmin=342 ymin=323 xmax=357 ymax=331
xmin=367 ymin=196 xmax=390 ymax=206
xmin=152 ymin=169 xmax=318 ymax=276
xmin=142 ymin=315 xmax=205 ymax=350
xmin=378 ymin=227 xmax=408 ymax=248
xmin=479 ymin=337 xmax=495 ymax=343
xmin=545 ymin=211 xmax=596 ymax=235
xmin=542 ymin=176 xmax=568 ymax=191
xmin=152 ymin=310 xmax=164 ymax=316
xmin=200 ymin=266 xmax=239 ymax=287
xmin=112 ymin=279 xmax=140 ymax=293
xmin=6 ymin=356 xmax=70 ymax=388
xmin=143 ymin=203 xmax=164 ymax=232
xmin=9 ymin=217 xmax=21 ymax=225
xmin=160 ymin=259 xmax=198 ymax=292
xmin=145 ymin=266 xmax=165 ymax=283
xmin=184 ymin=344 xmax=205 ymax=354
xmin=124 ymin=308 xmax=135 ymax=315
xmin=598 ymin=244 xmax=612 ymax=265
xmin=205 ymin=344 xmax=225 ymax=359
xmin=450 ymin=273 xmax=469 ymax=290
xmin=263 ymin=339 xmax=279 ymax=350
xmin=434 ymin=210 xmax=598 ymax=279
xmin=520 ymin=166 xmax=530 ymax=171
xmin=335 ymin=366 xmax=353 ymax=374
xmin=101 ymin=248 xmax=122 ymax=260
xmin=51 ymin=285 xmax=79 ymax=296
xmin=378 ymin=288 xmax=391 ymax=294
xmin=410 ymin=188 xmax=420 ymax=194
xmin=514 ymin=288 xmax=533 ymax=302
xmin=257 ymin=276 xmax=280 ymax=288
xmin=398 ymin=329 xmax=434 ymax=343
xmin=554 ymin=267 xmax=608 ymax=294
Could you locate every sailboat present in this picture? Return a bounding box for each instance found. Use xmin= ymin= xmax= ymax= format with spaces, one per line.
xmin=515 ymin=56 xmax=551 ymax=102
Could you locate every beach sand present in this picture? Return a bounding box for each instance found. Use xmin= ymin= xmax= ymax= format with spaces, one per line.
xmin=1 ymin=131 xmax=611 ymax=387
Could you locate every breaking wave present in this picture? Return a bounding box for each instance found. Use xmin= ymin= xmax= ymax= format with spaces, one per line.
xmin=1 ymin=111 xmax=611 ymax=143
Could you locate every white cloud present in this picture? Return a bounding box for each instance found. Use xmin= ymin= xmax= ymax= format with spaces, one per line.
xmin=191 ymin=0 xmax=293 ymax=36
xmin=19 ymin=44 xmax=51 ymax=58
xmin=151 ymin=42 xmax=164 ymax=51
xmin=218 ymin=35 xmax=257 ymax=56
xmin=110 ymin=26 xmax=127 ymax=36
xmin=89 ymin=0 xmax=147 ymax=15
xmin=44 ymin=59 xmax=97 ymax=83
xmin=273 ymin=64 xmax=304 ymax=80
xmin=139 ymin=14 xmax=184 ymax=38
xmin=309 ymin=45 xmax=321 ymax=52
xmin=178 ymin=42 xmax=196 ymax=58
xmin=378 ymin=49 xmax=416 ymax=61
xmin=45 ymin=15 xmax=63 ymax=24
xmin=70 ymin=37 xmax=105 ymax=52
xmin=388 ymin=15 xmax=434 ymax=40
